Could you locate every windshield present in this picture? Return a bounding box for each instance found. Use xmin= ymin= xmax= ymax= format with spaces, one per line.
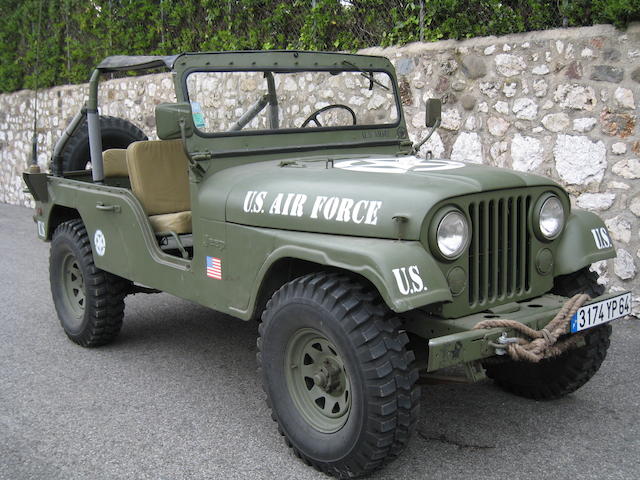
xmin=185 ymin=69 xmax=399 ymax=135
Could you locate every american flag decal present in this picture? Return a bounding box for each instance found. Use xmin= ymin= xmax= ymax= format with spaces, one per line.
xmin=206 ymin=256 xmax=222 ymax=280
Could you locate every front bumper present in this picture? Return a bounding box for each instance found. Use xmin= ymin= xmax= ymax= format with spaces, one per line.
xmin=403 ymin=291 xmax=629 ymax=373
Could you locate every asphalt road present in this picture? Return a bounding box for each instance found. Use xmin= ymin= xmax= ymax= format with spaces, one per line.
xmin=1 ymin=202 xmax=639 ymax=480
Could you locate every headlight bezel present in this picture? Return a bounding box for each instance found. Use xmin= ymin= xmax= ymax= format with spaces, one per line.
xmin=429 ymin=206 xmax=471 ymax=261
xmin=533 ymin=193 xmax=565 ymax=241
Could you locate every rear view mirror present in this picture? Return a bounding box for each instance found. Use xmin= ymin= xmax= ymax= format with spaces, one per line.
xmin=155 ymin=102 xmax=195 ymax=140
xmin=425 ymin=98 xmax=442 ymax=128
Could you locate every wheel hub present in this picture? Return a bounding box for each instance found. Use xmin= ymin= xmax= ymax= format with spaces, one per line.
xmin=285 ymin=328 xmax=352 ymax=433
xmin=313 ymin=359 xmax=344 ymax=394
xmin=60 ymin=252 xmax=86 ymax=327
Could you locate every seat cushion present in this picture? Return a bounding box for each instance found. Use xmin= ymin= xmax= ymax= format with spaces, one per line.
xmin=103 ymin=149 xmax=128 ymax=177
xmin=148 ymin=211 xmax=192 ymax=234
xmin=126 ymin=139 xmax=190 ymax=216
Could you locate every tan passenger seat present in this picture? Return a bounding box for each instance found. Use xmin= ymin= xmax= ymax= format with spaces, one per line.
xmin=103 ymin=149 xmax=129 ymax=177
xmin=126 ymin=139 xmax=192 ymax=234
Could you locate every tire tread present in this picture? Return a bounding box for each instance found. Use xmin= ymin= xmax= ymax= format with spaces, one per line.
xmin=51 ymin=219 xmax=129 ymax=347
xmin=485 ymin=268 xmax=611 ymax=400
xmin=257 ymin=272 xmax=420 ymax=478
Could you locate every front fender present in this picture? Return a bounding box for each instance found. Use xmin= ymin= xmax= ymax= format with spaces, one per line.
xmin=252 ymin=230 xmax=452 ymax=314
xmin=554 ymin=209 xmax=616 ymax=276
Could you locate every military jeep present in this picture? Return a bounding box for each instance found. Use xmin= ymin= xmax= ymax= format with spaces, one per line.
xmin=23 ymin=51 xmax=631 ymax=478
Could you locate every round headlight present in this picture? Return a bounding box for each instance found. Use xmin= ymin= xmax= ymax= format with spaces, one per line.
xmin=436 ymin=211 xmax=469 ymax=259
xmin=539 ymin=196 xmax=564 ymax=239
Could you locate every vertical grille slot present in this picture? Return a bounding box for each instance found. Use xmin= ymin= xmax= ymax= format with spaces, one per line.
xmin=467 ymin=194 xmax=531 ymax=307
xmin=469 ymin=203 xmax=479 ymax=305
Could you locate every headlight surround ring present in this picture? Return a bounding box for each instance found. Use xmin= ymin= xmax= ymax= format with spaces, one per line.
xmin=533 ymin=193 xmax=565 ymax=241
xmin=429 ymin=207 xmax=471 ymax=261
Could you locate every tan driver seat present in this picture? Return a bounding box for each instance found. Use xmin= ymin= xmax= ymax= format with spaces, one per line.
xmin=102 ymin=149 xmax=129 ymax=177
xmin=126 ymin=139 xmax=192 ymax=234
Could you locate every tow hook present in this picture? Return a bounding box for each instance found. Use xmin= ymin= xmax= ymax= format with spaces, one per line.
xmin=489 ymin=332 xmax=519 ymax=356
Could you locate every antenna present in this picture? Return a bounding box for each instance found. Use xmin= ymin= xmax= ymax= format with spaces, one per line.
xmin=28 ymin=0 xmax=44 ymax=173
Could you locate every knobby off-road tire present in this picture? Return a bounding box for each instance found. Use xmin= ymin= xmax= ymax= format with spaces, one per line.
xmin=50 ymin=219 xmax=129 ymax=347
xmin=60 ymin=116 xmax=147 ymax=171
xmin=257 ymin=273 xmax=420 ymax=479
xmin=551 ymin=267 xmax=605 ymax=298
xmin=484 ymin=267 xmax=611 ymax=400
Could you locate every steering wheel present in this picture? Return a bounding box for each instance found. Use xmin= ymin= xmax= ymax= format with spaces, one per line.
xmin=301 ymin=104 xmax=357 ymax=128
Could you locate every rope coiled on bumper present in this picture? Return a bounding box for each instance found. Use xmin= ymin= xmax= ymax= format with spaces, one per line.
xmin=473 ymin=293 xmax=591 ymax=363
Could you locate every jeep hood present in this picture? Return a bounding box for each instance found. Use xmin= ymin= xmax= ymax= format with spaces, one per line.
xmin=219 ymin=155 xmax=563 ymax=240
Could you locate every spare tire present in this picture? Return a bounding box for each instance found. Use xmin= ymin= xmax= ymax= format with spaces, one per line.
xmin=60 ymin=115 xmax=148 ymax=172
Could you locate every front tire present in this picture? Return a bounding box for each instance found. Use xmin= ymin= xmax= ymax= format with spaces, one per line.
xmin=50 ymin=219 xmax=129 ymax=347
xmin=258 ymin=273 xmax=420 ymax=478
xmin=484 ymin=267 xmax=611 ymax=400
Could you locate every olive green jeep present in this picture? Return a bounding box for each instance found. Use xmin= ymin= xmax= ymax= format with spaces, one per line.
xmin=23 ymin=51 xmax=630 ymax=478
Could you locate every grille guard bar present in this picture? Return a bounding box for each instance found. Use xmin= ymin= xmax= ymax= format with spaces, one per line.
xmin=403 ymin=291 xmax=626 ymax=372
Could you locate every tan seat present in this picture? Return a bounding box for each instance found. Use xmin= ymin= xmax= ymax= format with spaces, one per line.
xmin=103 ymin=149 xmax=129 ymax=177
xmin=126 ymin=139 xmax=192 ymax=234
xmin=149 ymin=211 xmax=192 ymax=233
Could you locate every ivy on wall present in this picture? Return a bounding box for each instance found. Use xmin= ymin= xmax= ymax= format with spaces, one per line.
xmin=0 ymin=0 xmax=638 ymax=93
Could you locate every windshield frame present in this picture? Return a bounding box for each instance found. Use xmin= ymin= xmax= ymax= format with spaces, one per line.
xmin=181 ymin=66 xmax=403 ymax=139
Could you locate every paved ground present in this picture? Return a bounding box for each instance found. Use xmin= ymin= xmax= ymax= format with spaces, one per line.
xmin=1 ymin=202 xmax=639 ymax=480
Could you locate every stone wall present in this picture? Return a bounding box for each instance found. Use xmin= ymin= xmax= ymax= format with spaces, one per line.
xmin=0 ymin=24 xmax=638 ymax=312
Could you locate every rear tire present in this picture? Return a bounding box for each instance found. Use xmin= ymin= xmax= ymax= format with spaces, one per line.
xmin=484 ymin=267 xmax=611 ymax=400
xmin=50 ymin=219 xmax=129 ymax=347
xmin=60 ymin=116 xmax=147 ymax=172
xmin=258 ymin=273 xmax=420 ymax=478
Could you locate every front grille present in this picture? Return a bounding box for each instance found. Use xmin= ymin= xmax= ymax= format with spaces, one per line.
xmin=467 ymin=194 xmax=532 ymax=306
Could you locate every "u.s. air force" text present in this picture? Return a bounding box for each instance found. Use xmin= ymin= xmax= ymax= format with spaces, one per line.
xmin=243 ymin=191 xmax=383 ymax=225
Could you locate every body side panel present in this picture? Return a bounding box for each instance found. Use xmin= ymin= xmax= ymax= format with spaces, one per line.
xmin=554 ymin=209 xmax=617 ymax=275
xmin=223 ymin=224 xmax=453 ymax=319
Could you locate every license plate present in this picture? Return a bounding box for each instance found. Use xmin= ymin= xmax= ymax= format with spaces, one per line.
xmin=570 ymin=292 xmax=632 ymax=333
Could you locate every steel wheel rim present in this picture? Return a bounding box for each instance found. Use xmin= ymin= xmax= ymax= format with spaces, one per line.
xmin=60 ymin=252 xmax=85 ymax=327
xmin=285 ymin=328 xmax=351 ymax=433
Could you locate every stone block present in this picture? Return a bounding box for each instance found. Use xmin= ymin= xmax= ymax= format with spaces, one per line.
xmin=576 ymin=193 xmax=616 ymax=211
xmin=612 ymin=142 xmax=627 ymax=155
xmin=441 ymin=108 xmax=462 ymax=131
xmin=629 ymin=196 xmax=640 ymax=217
xmin=494 ymin=100 xmax=509 ymax=114
xmin=451 ymin=132 xmax=482 ymax=164
xmin=460 ymin=94 xmax=476 ymax=111
xmin=460 ymin=56 xmax=486 ymax=79
xmin=542 ymin=113 xmax=570 ymax=132
xmin=495 ymin=54 xmax=526 ymax=77
xmin=614 ymin=87 xmax=635 ymax=109
xmin=512 ymin=98 xmax=537 ymax=120
xmin=612 ymin=159 xmax=640 ymax=179
xmin=483 ymin=45 xmax=496 ymax=55
xmin=566 ymin=61 xmax=583 ymax=79
xmin=590 ymin=65 xmax=624 ymax=83
xmin=554 ymin=135 xmax=606 ymax=184
xmin=600 ymin=111 xmax=636 ymax=138
xmin=605 ymin=216 xmax=632 ymax=243
xmin=487 ymin=117 xmax=509 ymax=137
xmin=396 ymin=57 xmax=415 ymax=75
xmin=573 ymin=117 xmax=597 ymax=132
xmin=511 ymin=134 xmax=543 ymax=172
xmin=554 ymin=84 xmax=596 ymax=110
xmin=532 ymin=64 xmax=550 ymax=75
xmin=479 ymin=81 xmax=499 ymax=98
xmin=602 ymin=48 xmax=621 ymax=62
xmin=440 ymin=58 xmax=458 ymax=75
xmin=614 ymin=248 xmax=636 ymax=280
xmin=532 ymin=79 xmax=548 ymax=97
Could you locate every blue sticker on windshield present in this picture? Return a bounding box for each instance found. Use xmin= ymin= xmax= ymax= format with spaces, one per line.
xmin=191 ymin=101 xmax=206 ymax=129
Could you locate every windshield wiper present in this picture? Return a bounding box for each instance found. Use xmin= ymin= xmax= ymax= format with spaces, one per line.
xmin=341 ymin=60 xmax=390 ymax=91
